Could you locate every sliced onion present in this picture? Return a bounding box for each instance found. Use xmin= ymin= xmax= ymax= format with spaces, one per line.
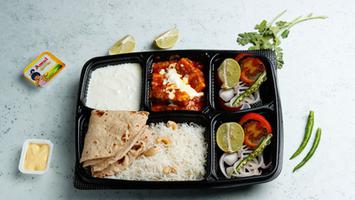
xmin=223 ymin=153 xmax=239 ymax=166
xmin=220 ymin=145 xmax=270 ymax=178
xmin=228 ymin=81 xmax=261 ymax=110
xmin=219 ymin=89 xmax=235 ymax=102
xmin=226 ymin=167 xmax=235 ymax=177
xmin=240 ymin=103 xmax=251 ymax=110
xmin=219 ymin=154 xmax=230 ymax=178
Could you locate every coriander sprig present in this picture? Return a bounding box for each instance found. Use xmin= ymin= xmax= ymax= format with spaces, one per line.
xmin=237 ymin=10 xmax=327 ymax=69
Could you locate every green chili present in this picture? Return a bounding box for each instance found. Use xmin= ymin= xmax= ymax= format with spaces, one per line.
xmin=227 ymin=71 xmax=267 ymax=107
xmin=235 ymin=134 xmax=272 ymax=173
xmin=290 ymin=111 xmax=314 ymax=160
xmin=293 ymin=128 xmax=321 ymax=172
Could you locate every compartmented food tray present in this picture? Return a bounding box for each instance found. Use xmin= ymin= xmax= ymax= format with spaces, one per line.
xmin=74 ymin=50 xmax=283 ymax=189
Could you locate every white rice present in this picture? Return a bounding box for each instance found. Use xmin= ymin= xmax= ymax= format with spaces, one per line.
xmin=108 ymin=122 xmax=207 ymax=181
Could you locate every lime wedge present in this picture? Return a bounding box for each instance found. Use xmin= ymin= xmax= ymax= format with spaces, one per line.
xmin=217 ymin=58 xmax=241 ymax=89
xmin=108 ymin=35 xmax=136 ymax=55
xmin=216 ymin=122 xmax=244 ymax=153
xmin=154 ymin=27 xmax=179 ymax=49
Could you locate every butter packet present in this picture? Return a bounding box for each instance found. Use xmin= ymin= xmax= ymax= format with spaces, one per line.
xmin=18 ymin=139 xmax=53 ymax=175
xmin=23 ymin=51 xmax=65 ymax=87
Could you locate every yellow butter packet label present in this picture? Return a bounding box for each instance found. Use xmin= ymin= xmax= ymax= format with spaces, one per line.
xmin=23 ymin=51 xmax=65 ymax=87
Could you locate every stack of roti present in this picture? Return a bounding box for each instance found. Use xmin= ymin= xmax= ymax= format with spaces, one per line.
xmin=80 ymin=110 xmax=151 ymax=178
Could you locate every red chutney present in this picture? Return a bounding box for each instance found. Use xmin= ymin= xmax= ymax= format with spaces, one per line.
xmin=150 ymin=57 xmax=206 ymax=111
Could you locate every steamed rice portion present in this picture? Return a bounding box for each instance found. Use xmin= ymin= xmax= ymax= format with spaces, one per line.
xmin=109 ymin=122 xmax=207 ymax=181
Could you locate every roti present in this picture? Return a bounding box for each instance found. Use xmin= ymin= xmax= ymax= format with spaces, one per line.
xmin=89 ymin=126 xmax=148 ymax=172
xmin=79 ymin=110 xmax=149 ymax=164
xmin=92 ymin=128 xmax=151 ymax=178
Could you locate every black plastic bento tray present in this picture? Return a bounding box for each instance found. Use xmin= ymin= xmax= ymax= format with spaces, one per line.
xmin=74 ymin=50 xmax=283 ymax=189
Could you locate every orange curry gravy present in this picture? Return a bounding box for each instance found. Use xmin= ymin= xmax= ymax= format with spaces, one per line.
xmin=150 ymin=57 xmax=206 ymax=111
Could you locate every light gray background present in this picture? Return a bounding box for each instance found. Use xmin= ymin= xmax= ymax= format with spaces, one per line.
xmin=0 ymin=0 xmax=354 ymax=199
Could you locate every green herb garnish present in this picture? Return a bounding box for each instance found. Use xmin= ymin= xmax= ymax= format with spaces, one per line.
xmin=226 ymin=71 xmax=266 ymax=107
xmin=237 ymin=10 xmax=327 ymax=69
xmin=235 ymin=134 xmax=272 ymax=173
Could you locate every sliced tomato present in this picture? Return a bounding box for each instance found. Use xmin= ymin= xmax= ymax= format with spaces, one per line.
xmin=234 ymin=53 xmax=253 ymax=62
xmin=235 ymin=56 xmax=265 ymax=86
xmin=239 ymin=113 xmax=272 ymax=148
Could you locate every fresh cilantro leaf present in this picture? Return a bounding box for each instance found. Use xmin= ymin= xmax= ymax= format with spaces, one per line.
xmin=281 ymin=30 xmax=289 ymax=38
xmin=276 ymin=21 xmax=287 ymax=27
xmin=255 ymin=20 xmax=267 ymax=32
xmin=236 ymin=11 xmax=326 ymax=69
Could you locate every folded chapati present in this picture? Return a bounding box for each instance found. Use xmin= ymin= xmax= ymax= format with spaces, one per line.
xmin=92 ymin=128 xmax=151 ymax=178
xmin=80 ymin=110 xmax=149 ymax=164
xmin=89 ymin=126 xmax=148 ymax=172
